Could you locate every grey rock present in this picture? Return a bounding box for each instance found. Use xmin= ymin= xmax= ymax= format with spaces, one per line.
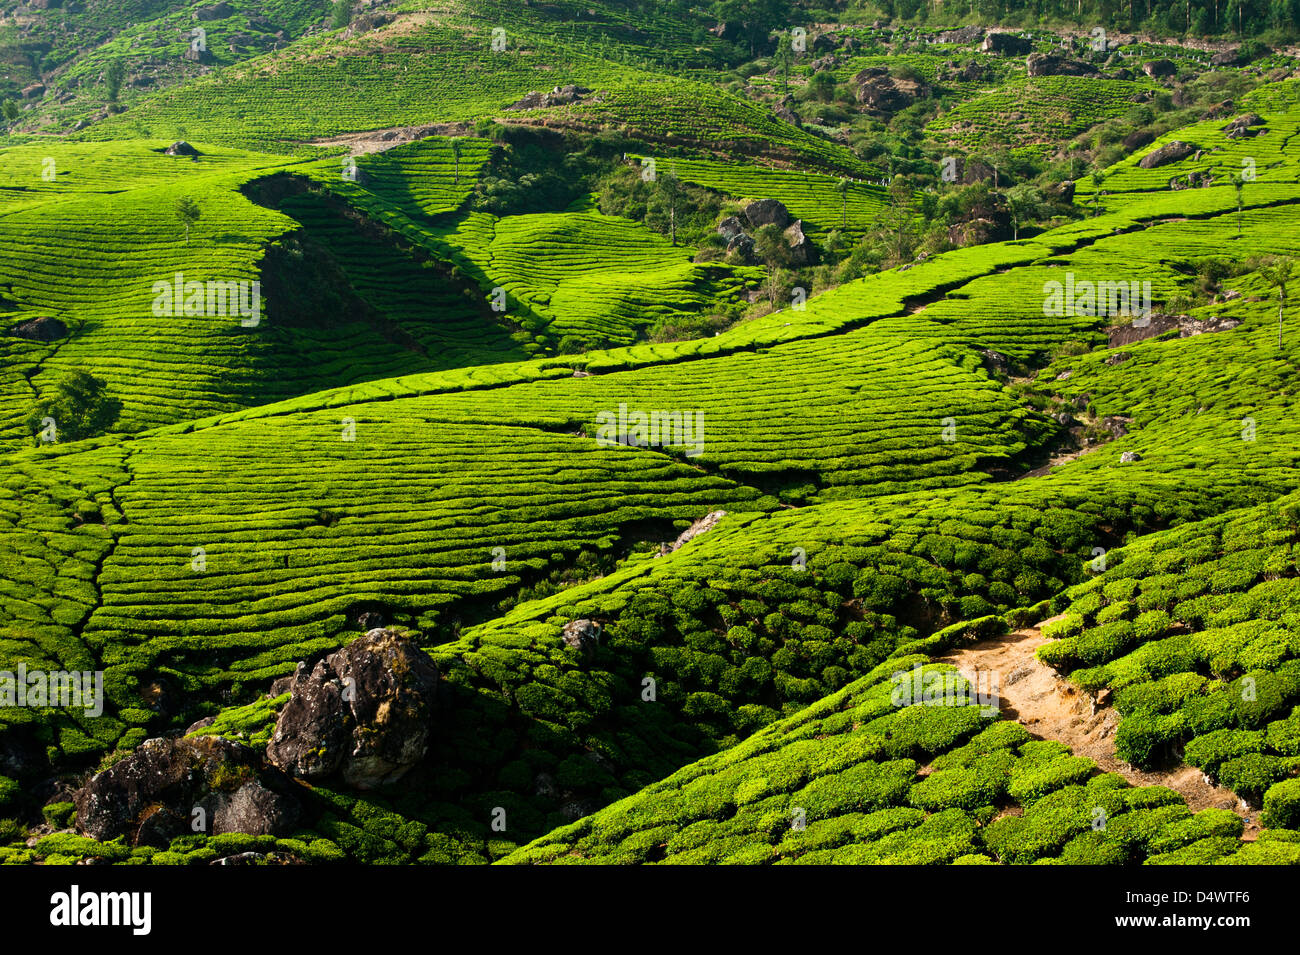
xmin=743 ymin=197 xmax=791 ymax=230
xmin=1138 ymin=140 xmax=1196 ymax=169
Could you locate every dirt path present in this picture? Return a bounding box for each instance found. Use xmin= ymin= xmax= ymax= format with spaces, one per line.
xmin=937 ymin=618 xmax=1260 ymax=839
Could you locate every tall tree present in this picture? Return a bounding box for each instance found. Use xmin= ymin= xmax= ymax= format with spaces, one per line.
xmin=104 ymin=58 xmax=125 ymax=105
xmin=175 ymin=196 xmax=201 ymax=244
xmin=1258 ymin=257 xmax=1293 ymax=348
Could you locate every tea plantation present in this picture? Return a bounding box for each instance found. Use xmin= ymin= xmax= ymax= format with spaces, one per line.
xmin=2 ymin=0 xmax=1300 ymax=871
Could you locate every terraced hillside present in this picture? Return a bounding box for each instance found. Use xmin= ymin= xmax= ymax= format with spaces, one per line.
xmin=2 ymin=0 xmax=1300 ymax=880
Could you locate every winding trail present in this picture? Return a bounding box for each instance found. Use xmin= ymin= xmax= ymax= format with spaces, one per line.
xmin=937 ymin=617 xmax=1260 ymax=840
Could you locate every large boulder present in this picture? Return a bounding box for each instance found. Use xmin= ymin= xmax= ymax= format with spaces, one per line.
xmin=852 ymin=67 xmax=925 ymax=113
xmin=743 ymin=197 xmax=791 ymax=230
xmin=1138 ymin=140 xmax=1196 ymax=169
xmin=6 ymin=316 xmax=67 ymax=341
xmin=74 ymin=736 xmax=301 ymax=846
xmin=784 ymin=219 xmax=814 ymax=266
xmin=193 ymin=2 xmax=234 ymax=20
xmin=1025 ymin=53 xmax=1097 ymax=77
xmin=562 ymin=619 xmax=603 ymax=659
xmin=1044 ymin=180 xmax=1075 ymax=203
xmin=726 ymin=231 xmax=755 ymax=259
xmin=982 ymin=33 xmax=1032 ymax=55
xmin=165 ymin=140 xmax=200 ymax=157
xmin=266 ymin=628 xmax=439 ymax=789
xmin=1142 ymin=59 xmax=1177 ymax=78
xmin=716 ymin=216 xmax=746 ymax=241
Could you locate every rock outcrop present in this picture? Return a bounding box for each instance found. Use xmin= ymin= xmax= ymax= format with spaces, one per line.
xmin=504 ymin=85 xmax=592 ymax=110
xmin=6 ymin=316 xmax=67 ymax=341
xmin=266 ymin=628 xmax=439 ymax=789
xmin=1026 ymin=53 xmax=1098 ymax=77
xmin=784 ymin=219 xmax=814 ymax=265
xmin=74 ymin=736 xmax=301 ymax=846
xmin=193 ymin=2 xmax=234 ymax=20
xmin=1142 ymin=59 xmax=1177 ymax=78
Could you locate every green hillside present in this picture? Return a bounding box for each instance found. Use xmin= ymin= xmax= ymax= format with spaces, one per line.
xmin=3 ymin=0 xmax=1300 ymax=877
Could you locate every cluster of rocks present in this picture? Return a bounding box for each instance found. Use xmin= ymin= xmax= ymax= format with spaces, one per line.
xmin=772 ymin=96 xmax=802 ymax=127
xmin=70 ymin=628 xmax=440 ymax=847
xmin=1223 ymin=112 xmax=1266 ymax=139
xmin=935 ymin=60 xmax=989 ymax=83
xmin=943 ymin=189 xmax=1013 ymax=247
xmin=74 ymin=735 xmax=301 ymax=847
xmin=505 ymin=85 xmax=593 ymax=110
xmin=716 ymin=198 xmax=814 ymax=265
xmin=1169 ymin=169 xmax=1216 ymax=190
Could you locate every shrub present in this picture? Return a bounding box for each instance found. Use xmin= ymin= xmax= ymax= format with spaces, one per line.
xmin=1261 ymin=779 xmax=1300 ymax=831
xmin=1218 ymin=754 xmax=1293 ymax=804
xmin=1184 ymin=730 xmax=1266 ymax=775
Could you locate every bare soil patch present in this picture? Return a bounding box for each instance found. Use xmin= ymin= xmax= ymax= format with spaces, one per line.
xmin=938 ymin=618 xmax=1260 ymax=839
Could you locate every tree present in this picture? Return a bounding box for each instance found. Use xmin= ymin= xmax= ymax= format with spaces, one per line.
xmin=1258 ymin=257 xmax=1293 ymax=348
xmin=25 ymin=370 xmax=122 ymax=444
xmin=1005 ymin=184 xmax=1043 ymax=241
xmin=104 ymin=58 xmax=125 ymax=105
xmin=1089 ymin=170 xmax=1107 ymax=217
xmin=1 ymin=99 xmax=19 ymax=128
xmin=806 ymin=71 xmax=836 ymax=103
xmin=175 ymin=196 xmax=201 ymax=244
xmin=772 ymin=32 xmax=794 ymax=94
xmin=1232 ymin=173 xmax=1245 ymax=235
xmin=836 ymin=178 xmax=850 ymax=229
xmin=872 ymin=177 xmax=918 ymax=267
xmin=656 ymin=171 xmax=683 ymax=246
xmin=451 ymin=139 xmax=462 ymax=186
xmin=331 ymin=0 xmax=353 ymax=29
